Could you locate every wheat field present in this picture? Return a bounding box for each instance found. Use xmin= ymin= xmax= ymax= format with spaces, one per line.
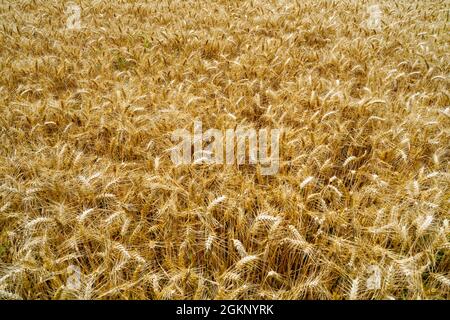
xmin=0 ymin=0 xmax=449 ymax=300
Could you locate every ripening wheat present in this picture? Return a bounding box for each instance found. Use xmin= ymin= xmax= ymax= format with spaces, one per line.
xmin=0 ymin=0 xmax=449 ymax=300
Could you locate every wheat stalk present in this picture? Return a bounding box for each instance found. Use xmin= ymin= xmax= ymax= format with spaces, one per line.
xmin=0 ymin=0 xmax=447 ymax=300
